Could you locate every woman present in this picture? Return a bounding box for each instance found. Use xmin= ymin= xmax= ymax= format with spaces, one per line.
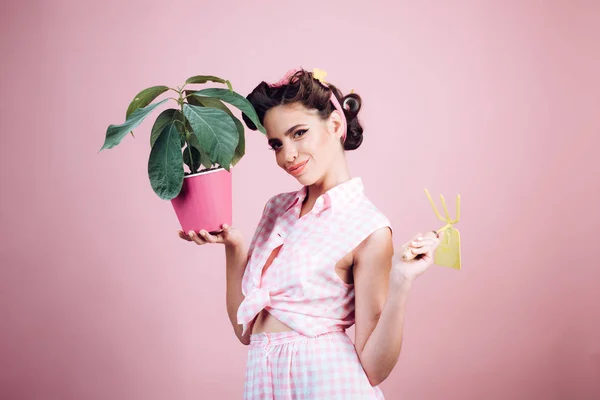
xmin=178 ymin=68 xmax=442 ymax=399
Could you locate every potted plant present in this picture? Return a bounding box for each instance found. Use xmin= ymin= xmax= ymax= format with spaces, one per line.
xmin=99 ymin=75 xmax=266 ymax=234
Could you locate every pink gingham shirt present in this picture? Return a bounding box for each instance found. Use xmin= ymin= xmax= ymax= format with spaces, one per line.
xmin=237 ymin=178 xmax=392 ymax=337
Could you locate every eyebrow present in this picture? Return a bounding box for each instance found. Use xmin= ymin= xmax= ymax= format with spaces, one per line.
xmin=268 ymin=124 xmax=307 ymax=143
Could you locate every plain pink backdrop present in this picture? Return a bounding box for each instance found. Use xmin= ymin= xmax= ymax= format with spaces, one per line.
xmin=1 ymin=0 xmax=598 ymax=399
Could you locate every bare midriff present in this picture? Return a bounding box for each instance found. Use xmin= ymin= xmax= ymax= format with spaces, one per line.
xmin=251 ymin=309 xmax=294 ymax=334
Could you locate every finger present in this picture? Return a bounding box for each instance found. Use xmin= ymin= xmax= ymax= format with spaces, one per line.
xmin=178 ymin=230 xmax=192 ymax=241
xmin=199 ymin=230 xmax=220 ymax=244
xmin=401 ymin=244 xmax=432 ymax=261
xmin=411 ymin=232 xmax=424 ymax=241
xmin=424 ymin=231 xmax=438 ymax=239
xmin=409 ymin=238 xmax=436 ymax=248
xmin=221 ymin=224 xmax=230 ymax=236
xmin=400 ymin=233 xmax=422 ymax=248
xmin=411 ymin=246 xmax=433 ymax=255
xmin=401 ymin=240 xmax=426 ymax=261
xmin=188 ymin=231 xmax=208 ymax=245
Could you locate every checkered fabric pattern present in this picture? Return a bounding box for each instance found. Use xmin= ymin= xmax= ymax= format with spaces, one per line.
xmin=244 ymin=330 xmax=385 ymax=399
xmin=237 ymin=177 xmax=392 ymax=338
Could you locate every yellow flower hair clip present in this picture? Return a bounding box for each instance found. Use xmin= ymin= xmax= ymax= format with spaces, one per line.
xmin=312 ymin=68 xmax=328 ymax=84
xmin=312 ymin=68 xmax=355 ymax=94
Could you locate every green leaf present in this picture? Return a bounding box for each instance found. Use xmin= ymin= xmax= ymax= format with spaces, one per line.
xmin=126 ymin=86 xmax=169 ymax=119
xmin=189 ymin=95 xmax=245 ymax=166
xmin=183 ymin=144 xmax=202 ymax=174
xmin=188 ymin=132 xmax=213 ymax=169
xmin=191 ymin=88 xmax=266 ymax=134
xmin=231 ymin=118 xmax=245 ymax=166
xmin=185 ymin=90 xmax=203 ymax=107
xmin=183 ymin=104 xmax=238 ymax=171
xmin=148 ymin=119 xmax=184 ymax=200
xmin=150 ymin=109 xmax=185 ymax=148
xmin=100 ymin=98 xmax=168 ymax=151
xmin=185 ymin=75 xmax=228 ymax=85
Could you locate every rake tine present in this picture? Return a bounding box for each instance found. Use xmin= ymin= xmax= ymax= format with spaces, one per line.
xmin=440 ymin=194 xmax=451 ymax=222
xmin=454 ymin=194 xmax=461 ymax=224
xmin=424 ymin=189 xmax=447 ymax=223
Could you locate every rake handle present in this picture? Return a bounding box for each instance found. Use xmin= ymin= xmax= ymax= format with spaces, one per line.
xmin=400 ymin=223 xmax=452 ymax=261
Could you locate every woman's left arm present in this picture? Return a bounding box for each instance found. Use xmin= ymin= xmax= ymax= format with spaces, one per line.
xmin=353 ymin=228 xmax=440 ymax=386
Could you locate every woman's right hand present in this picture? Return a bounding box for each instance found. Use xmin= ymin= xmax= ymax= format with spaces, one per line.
xmin=178 ymin=224 xmax=243 ymax=248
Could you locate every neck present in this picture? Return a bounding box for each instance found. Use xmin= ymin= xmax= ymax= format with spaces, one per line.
xmin=305 ymin=150 xmax=351 ymax=204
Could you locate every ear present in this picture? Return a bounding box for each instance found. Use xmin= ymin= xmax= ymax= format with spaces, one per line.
xmin=327 ymin=111 xmax=344 ymax=140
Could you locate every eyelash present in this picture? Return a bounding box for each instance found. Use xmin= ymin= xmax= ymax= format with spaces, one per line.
xmin=269 ymin=129 xmax=308 ymax=151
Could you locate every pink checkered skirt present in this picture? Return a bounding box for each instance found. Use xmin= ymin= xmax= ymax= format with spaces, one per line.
xmin=244 ymin=330 xmax=385 ymax=399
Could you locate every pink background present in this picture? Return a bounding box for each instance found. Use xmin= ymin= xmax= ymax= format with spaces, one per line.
xmin=1 ymin=0 xmax=598 ymax=399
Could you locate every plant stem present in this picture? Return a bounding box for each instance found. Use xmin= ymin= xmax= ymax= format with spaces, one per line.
xmin=173 ymin=119 xmax=187 ymax=131
xmin=178 ymin=89 xmax=195 ymax=173
xmin=183 ymin=92 xmax=198 ymax=101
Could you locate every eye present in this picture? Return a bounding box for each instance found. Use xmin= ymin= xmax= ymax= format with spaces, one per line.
xmin=268 ymin=141 xmax=282 ymax=151
xmin=293 ymin=129 xmax=308 ymax=138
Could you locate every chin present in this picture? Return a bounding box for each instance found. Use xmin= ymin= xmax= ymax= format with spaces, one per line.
xmin=294 ymin=176 xmax=313 ymax=186
xmin=285 ymin=168 xmax=312 ymax=185
xmin=295 ymin=171 xmax=321 ymax=186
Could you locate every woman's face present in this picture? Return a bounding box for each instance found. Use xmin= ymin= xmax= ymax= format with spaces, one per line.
xmin=263 ymin=103 xmax=344 ymax=186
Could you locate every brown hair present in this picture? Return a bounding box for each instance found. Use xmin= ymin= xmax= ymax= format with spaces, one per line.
xmin=242 ymin=69 xmax=364 ymax=151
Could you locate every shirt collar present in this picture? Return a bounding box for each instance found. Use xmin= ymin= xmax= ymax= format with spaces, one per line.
xmin=284 ymin=177 xmax=364 ymax=215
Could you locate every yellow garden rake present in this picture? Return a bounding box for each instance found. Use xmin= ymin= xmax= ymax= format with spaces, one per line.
xmin=401 ymin=189 xmax=462 ymax=270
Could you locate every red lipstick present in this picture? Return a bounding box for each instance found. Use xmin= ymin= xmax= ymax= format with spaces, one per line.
xmin=287 ymin=160 xmax=308 ymax=176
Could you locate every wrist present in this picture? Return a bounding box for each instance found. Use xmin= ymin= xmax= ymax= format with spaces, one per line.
xmin=389 ymin=273 xmax=413 ymax=296
xmin=224 ymin=237 xmax=245 ymax=251
xmin=225 ymin=242 xmax=248 ymax=271
xmin=225 ymin=241 xmax=241 ymax=250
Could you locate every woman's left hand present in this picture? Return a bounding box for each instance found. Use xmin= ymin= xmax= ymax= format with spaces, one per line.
xmin=391 ymin=231 xmax=443 ymax=285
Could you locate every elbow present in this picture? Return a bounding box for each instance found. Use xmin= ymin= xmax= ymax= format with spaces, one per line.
xmin=370 ymin=378 xmax=382 ymax=387
xmin=362 ymin=358 xmax=394 ymax=387
xmin=366 ymin=370 xmax=390 ymax=387
xmin=238 ymin=329 xmax=251 ymax=346
xmin=357 ymin=352 xmax=388 ymax=387
xmin=237 ymin=334 xmax=250 ymax=346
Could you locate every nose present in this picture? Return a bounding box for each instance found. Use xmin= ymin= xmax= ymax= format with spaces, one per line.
xmin=282 ymin=143 xmax=298 ymax=163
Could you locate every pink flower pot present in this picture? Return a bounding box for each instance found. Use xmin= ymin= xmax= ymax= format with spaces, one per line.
xmin=170 ymin=167 xmax=232 ymax=234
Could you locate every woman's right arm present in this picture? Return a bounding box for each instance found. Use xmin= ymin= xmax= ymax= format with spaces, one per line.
xmin=224 ymin=242 xmax=251 ymax=345
xmin=179 ymin=224 xmax=251 ymax=345
xmin=179 ymin=197 xmax=274 ymax=345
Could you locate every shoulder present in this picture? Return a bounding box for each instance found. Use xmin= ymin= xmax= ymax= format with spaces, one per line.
xmin=356 ymin=223 xmax=393 ymax=255
xmin=327 ymin=190 xmax=392 ymax=257
xmin=347 ymin=191 xmax=393 ymax=257
xmin=351 ymin=193 xmax=393 ymax=232
xmin=261 ymin=190 xmax=297 ymax=215
xmin=353 ymin=204 xmax=393 ymax=269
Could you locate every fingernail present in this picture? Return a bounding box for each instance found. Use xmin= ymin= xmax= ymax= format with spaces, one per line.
xmin=188 ymin=231 xmax=194 ymax=237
